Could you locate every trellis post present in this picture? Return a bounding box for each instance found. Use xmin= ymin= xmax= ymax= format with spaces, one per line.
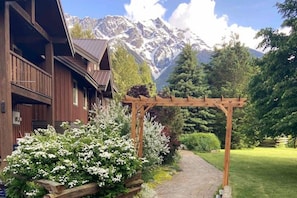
xmin=123 ymin=95 xmax=246 ymax=186
xmin=223 ymin=103 xmax=233 ymax=186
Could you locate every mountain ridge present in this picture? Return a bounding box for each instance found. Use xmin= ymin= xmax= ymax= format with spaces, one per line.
xmin=65 ymin=14 xmax=263 ymax=90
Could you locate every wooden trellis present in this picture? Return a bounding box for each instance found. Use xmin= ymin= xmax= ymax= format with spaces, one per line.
xmin=122 ymin=95 xmax=247 ymax=186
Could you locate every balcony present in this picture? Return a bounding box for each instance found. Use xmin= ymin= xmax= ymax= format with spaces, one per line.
xmin=10 ymin=51 xmax=52 ymax=104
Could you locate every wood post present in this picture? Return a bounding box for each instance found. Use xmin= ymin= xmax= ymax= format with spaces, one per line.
xmin=0 ymin=1 xmax=13 ymax=168
xmin=45 ymin=43 xmax=55 ymax=127
xmin=130 ymin=103 xmax=137 ymax=142
xmin=223 ymin=104 xmax=233 ymax=186
xmin=138 ymin=106 xmax=145 ymax=157
xmin=123 ymin=95 xmax=246 ymax=186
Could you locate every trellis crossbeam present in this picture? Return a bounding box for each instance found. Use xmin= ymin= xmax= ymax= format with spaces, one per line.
xmin=122 ymin=95 xmax=247 ymax=187
xmin=123 ymin=95 xmax=246 ymax=108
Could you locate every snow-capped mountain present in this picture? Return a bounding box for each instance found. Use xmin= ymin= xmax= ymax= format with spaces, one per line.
xmin=65 ymin=14 xmax=211 ymax=81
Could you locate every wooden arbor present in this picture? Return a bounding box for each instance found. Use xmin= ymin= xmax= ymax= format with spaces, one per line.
xmin=123 ymin=95 xmax=247 ymax=186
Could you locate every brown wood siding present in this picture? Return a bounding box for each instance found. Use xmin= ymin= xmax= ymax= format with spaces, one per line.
xmin=13 ymin=104 xmax=32 ymax=144
xmin=72 ymin=85 xmax=88 ymax=123
xmin=32 ymin=105 xmax=47 ymax=121
xmin=54 ymin=62 xmax=72 ymax=121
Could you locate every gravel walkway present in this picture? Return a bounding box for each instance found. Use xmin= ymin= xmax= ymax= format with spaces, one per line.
xmin=155 ymin=150 xmax=223 ymax=198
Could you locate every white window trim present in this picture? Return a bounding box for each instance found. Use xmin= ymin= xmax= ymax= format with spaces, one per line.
xmin=83 ymin=87 xmax=88 ymax=109
xmin=73 ymin=80 xmax=78 ymax=106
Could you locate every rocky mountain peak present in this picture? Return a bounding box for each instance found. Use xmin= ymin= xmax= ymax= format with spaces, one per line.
xmin=65 ymin=14 xmax=211 ymax=81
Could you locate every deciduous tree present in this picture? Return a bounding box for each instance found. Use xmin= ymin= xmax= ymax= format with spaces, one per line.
xmin=250 ymin=0 xmax=297 ymax=139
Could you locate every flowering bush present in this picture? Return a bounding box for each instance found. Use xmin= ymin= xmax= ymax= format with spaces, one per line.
xmin=2 ymin=102 xmax=170 ymax=197
xmin=2 ymin=103 xmax=142 ymax=198
xmin=143 ymin=115 xmax=170 ymax=168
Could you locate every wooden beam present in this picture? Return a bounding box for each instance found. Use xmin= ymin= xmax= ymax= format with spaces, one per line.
xmin=45 ymin=43 xmax=54 ymax=126
xmin=138 ymin=106 xmax=145 ymax=157
xmin=35 ymin=180 xmax=65 ymax=194
xmin=223 ymin=104 xmax=233 ymax=186
xmin=139 ymin=95 xmax=148 ymax=101
xmin=11 ymin=84 xmax=52 ymax=105
xmin=123 ymin=95 xmax=247 ymax=187
xmin=0 ymin=1 xmax=13 ymax=168
xmin=43 ymin=183 xmax=99 ymax=198
xmin=9 ymin=2 xmax=51 ymax=41
xmin=130 ymin=103 xmax=137 ymax=142
xmin=215 ymin=103 xmax=227 ymax=116
xmin=123 ymin=95 xmax=247 ymax=108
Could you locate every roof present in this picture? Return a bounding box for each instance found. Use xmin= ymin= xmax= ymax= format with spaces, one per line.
xmin=35 ymin=0 xmax=74 ymax=56
xmin=55 ymin=56 xmax=98 ymax=89
xmin=73 ymin=39 xmax=108 ymax=64
xmin=89 ymin=70 xmax=111 ymax=91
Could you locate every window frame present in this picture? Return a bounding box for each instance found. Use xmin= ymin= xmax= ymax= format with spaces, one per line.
xmin=83 ymin=87 xmax=88 ymax=109
xmin=73 ymin=80 xmax=78 ymax=106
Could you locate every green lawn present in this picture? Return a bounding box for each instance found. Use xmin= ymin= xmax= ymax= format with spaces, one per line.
xmin=197 ymin=148 xmax=297 ymax=198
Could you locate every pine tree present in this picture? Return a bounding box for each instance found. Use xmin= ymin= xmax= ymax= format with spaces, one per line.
xmin=167 ymin=44 xmax=213 ymax=133
xmin=205 ymin=37 xmax=257 ymax=148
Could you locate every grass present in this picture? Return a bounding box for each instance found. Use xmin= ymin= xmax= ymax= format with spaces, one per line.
xmin=197 ymin=147 xmax=297 ymax=198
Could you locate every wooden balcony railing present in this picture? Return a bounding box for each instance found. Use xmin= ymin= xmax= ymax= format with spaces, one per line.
xmin=10 ymin=51 xmax=52 ymax=98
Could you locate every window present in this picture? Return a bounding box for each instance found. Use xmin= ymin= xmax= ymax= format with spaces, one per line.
xmin=73 ymin=80 xmax=78 ymax=106
xmin=83 ymin=87 xmax=88 ymax=109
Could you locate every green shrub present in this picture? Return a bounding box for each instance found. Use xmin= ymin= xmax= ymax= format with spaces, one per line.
xmin=179 ymin=133 xmax=220 ymax=152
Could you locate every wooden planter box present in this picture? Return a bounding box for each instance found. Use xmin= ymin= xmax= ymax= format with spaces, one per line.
xmin=37 ymin=172 xmax=143 ymax=198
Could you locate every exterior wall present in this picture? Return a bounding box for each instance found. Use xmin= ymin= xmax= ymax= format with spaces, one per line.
xmin=54 ymin=62 xmax=72 ymax=122
xmin=12 ymin=104 xmax=32 ymax=144
xmin=72 ymin=81 xmax=89 ymax=124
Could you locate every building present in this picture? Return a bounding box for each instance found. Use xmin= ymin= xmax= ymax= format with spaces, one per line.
xmin=0 ymin=0 xmax=114 ymax=166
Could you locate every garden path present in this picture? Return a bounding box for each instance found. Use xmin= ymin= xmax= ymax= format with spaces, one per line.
xmin=155 ymin=150 xmax=223 ymax=198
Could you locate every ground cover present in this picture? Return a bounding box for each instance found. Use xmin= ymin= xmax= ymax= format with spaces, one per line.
xmin=197 ymin=148 xmax=297 ymax=198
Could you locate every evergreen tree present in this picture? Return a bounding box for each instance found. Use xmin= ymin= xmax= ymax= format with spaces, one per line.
xmin=250 ymin=0 xmax=297 ymax=139
xmin=167 ymin=44 xmax=214 ymax=133
xmin=205 ymin=37 xmax=257 ymax=148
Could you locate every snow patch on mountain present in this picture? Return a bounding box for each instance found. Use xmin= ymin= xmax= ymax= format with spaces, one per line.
xmin=65 ymin=14 xmax=211 ymax=79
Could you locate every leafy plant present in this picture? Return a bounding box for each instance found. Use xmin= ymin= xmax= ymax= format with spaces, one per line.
xmin=179 ymin=132 xmax=220 ymax=152
xmin=143 ymin=115 xmax=170 ymax=168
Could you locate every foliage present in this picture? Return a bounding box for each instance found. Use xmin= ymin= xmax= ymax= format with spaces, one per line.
xmin=198 ymin=148 xmax=297 ymax=198
xmin=167 ymin=44 xmax=214 ymax=133
xmin=148 ymin=88 xmax=183 ymax=163
xmin=70 ymin=23 xmax=95 ymax=39
xmin=206 ymin=35 xmax=256 ymax=98
xmin=142 ymin=115 xmax=170 ymax=168
xmin=111 ymin=46 xmax=156 ymax=100
xmin=205 ymin=36 xmax=258 ymax=148
xmin=127 ymin=85 xmax=150 ymax=98
xmin=2 ymin=103 xmax=142 ymax=198
xmin=179 ymin=133 xmax=220 ymax=152
xmin=160 ymin=126 xmax=180 ymax=164
xmin=249 ymin=0 xmax=297 ymax=139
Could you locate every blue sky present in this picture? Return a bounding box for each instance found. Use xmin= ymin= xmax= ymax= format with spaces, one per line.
xmin=61 ymin=0 xmax=284 ymax=49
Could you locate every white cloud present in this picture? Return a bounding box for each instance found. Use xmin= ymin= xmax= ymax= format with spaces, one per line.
xmin=124 ymin=0 xmax=166 ymax=21
xmin=124 ymin=0 xmax=262 ymax=50
xmin=168 ymin=0 xmax=261 ymax=50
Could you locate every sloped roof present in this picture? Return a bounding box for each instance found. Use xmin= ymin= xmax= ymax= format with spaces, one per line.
xmin=36 ymin=0 xmax=74 ymax=56
xmin=73 ymin=39 xmax=108 ymax=64
xmin=89 ymin=70 xmax=111 ymax=91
